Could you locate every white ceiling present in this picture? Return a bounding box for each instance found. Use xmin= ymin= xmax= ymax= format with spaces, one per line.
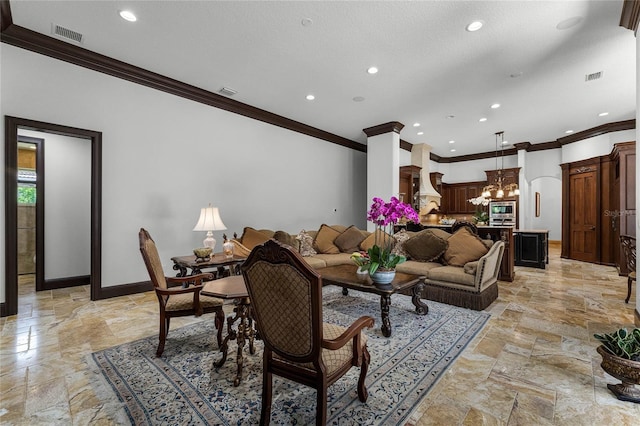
xmin=9 ymin=0 xmax=637 ymax=157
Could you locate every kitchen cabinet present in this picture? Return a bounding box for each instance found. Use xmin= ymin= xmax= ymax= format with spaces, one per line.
xmin=440 ymin=181 xmax=486 ymax=214
xmin=399 ymin=165 xmax=421 ymax=212
xmin=514 ymin=230 xmax=548 ymax=269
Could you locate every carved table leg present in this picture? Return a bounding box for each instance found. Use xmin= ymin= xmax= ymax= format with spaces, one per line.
xmin=234 ymin=303 xmax=248 ymax=387
xmin=213 ymin=307 xmax=239 ymax=369
xmin=380 ymin=294 xmax=392 ymax=337
xmin=412 ymin=278 xmax=429 ymax=315
xmin=173 ymin=263 xmax=188 ymax=278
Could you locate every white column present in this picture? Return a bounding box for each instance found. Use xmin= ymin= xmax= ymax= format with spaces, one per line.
xmin=364 ymin=122 xmax=404 ymax=232
xmin=517 ymin=148 xmax=528 ymax=230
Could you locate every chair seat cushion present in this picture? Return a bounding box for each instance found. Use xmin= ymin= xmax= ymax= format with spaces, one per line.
xmin=274 ymin=323 xmax=367 ymax=375
xmin=165 ymin=292 xmax=224 ymax=311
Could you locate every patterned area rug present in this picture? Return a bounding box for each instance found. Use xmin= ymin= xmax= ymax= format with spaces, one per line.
xmin=89 ymin=286 xmax=489 ymax=425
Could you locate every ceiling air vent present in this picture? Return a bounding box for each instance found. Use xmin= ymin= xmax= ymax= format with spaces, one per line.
xmin=585 ymin=71 xmax=602 ymax=82
xmin=218 ymin=87 xmax=238 ymax=97
xmin=51 ymin=23 xmax=83 ymax=44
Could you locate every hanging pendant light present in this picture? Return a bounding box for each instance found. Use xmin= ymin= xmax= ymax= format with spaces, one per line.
xmin=481 ymin=131 xmax=519 ymax=200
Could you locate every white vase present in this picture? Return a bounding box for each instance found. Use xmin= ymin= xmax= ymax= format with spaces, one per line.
xmin=370 ymin=269 xmax=395 ymax=285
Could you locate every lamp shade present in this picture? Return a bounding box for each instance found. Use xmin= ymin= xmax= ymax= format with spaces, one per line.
xmin=193 ymin=205 xmax=227 ymax=232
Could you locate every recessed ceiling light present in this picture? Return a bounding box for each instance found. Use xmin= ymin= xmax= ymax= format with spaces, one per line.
xmin=301 ymin=17 xmax=313 ymax=27
xmin=565 ymin=130 xmax=574 ymax=134
xmin=466 ymin=20 xmax=483 ymax=32
xmin=479 ymin=117 xmax=487 ymax=122
xmin=450 ymin=148 xmax=456 ymax=152
xmin=446 ymin=115 xmax=455 ymax=119
xmin=367 ymin=66 xmax=379 ymax=74
xmin=598 ymin=112 xmax=609 ymax=117
xmin=417 ymin=131 xmax=424 ymax=135
xmin=449 ymin=140 xmax=455 ymax=144
xmin=352 ymin=96 xmax=365 ymax=102
xmin=510 ymin=72 xmax=523 ymax=78
xmin=502 ymin=140 xmax=508 ymax=145
xmin=413 ymin=123 xmax=420 ymax=127
xmin=119 ymin=10 xmax=137 ymax=22
xmin=491 ymin=103 xmax=500 ymax=109
xmin=306 ymin=94 xmax=315 ymax=101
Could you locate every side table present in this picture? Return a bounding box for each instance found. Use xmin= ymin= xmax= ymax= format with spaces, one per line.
xmin=202 ymin=275 xmax=256 ymax=386
xmin=171 ymin=253 xmax=246 ymax=279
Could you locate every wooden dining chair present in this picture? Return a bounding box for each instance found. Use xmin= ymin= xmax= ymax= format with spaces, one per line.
xmin=139 ymin=228 xmax=225 ymax=356
xmin=241 ymin=239 xmax=374 ymax=425
xmin=619 ymin=235 xmax=636 ymax=304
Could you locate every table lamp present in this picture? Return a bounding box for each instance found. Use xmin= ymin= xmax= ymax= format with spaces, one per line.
xmin=193 ymin=204 xmax=227 ymax=252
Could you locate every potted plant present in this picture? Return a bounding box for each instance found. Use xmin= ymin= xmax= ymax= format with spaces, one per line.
xmin=468 ymin=196 xmax=490 ymax=225
xmin=594 ymin=327 xmax=640 ymax=403
xmin=363 ymin=196 xmax=420 ymax=285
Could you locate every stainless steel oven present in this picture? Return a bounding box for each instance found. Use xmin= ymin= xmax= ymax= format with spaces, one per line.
xmin=489 ymin=201 xmax=516 ymax=227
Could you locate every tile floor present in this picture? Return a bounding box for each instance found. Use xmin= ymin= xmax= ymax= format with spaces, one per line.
xmin=1 ymin=245 xmax=639 ymax=425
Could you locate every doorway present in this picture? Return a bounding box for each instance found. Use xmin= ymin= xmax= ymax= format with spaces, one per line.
xmin=3 ymin=116 xmax=102 ymax=317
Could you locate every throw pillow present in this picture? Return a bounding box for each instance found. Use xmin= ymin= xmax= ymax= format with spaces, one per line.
xmin=273 ymin=230 xmax=299 ymax=251
xmin=403 ymin=229 xmax=448 ymax=262
xmin=359 ymin=229 xmax=393 ymax=252
xmin=241 ymin=227 xmax=272 ymax=250
xmin=443 ymin=227 xmax=489 ymax=266
xmin=391 ymin=230 xmax=414 ymax=258
xmin=296 ymin=230 xmax=317 ymax=257
xmin=334 ymin=225 xmax=366 ymax=253
xmin=313 ymin=224 xmax=341 ymax=254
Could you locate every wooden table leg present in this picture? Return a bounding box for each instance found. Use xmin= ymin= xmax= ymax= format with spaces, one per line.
xmin=412 ymin=279 xmax=429 ymax=315
xmin=380 ymin=294 xmax=391 ymax=337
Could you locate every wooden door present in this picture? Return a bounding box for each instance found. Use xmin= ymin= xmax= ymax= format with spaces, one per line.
xmin=569 ymin=170 xmax=598 ymax=262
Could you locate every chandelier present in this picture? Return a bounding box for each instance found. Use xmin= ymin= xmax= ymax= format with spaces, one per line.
xmin=481 ymin=131 xmax=520 ymax=199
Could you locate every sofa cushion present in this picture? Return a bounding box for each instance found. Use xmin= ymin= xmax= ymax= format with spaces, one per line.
xmin=427 ymin=265 xmax=476 ymax=287
xmin=403 ymin=229 xmax=448 ymax=262
xmin=360 ymin=230 xmax=393 ymax=252
xmin=395 ymin=260 xmax=443 ymax=276
xmin=334 ymin=225 xmax=366 ymax=253
xmin=443 ymin=227 xmax=489 ymax=266
xmin=313 ymin=224 xmax=342 ymax=254
xmin=241 ymin=227 xmax=273 ymax=250
xmin=312 ymin=253 xmax=354 ymax=267
xmin=273 ymin=230 xmax=299 ymax=251
xmin=301 ymin=255 xmax=326 ymax=269
xmin=391 ymin=230 xmax=414 ymax=258
xmin=296 ymin=230 xmax=317 ymax=257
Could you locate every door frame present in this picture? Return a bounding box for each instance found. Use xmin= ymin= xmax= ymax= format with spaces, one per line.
xmin=16 ymin=134 xmax=45 ymax=291
xmin=3 ymin=116 xmax=102 ymax=317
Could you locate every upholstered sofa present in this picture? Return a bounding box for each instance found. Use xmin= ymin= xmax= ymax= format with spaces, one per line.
xmin=230 ymin=224 xmax=504 ymax=310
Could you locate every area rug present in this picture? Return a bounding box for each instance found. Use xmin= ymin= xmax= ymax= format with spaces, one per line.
xmin=88 ymin=286 xmax=490 ymax=425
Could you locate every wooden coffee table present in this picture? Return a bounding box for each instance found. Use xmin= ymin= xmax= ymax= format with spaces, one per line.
xmin=319 ymin=264 xmax=428 ymax=337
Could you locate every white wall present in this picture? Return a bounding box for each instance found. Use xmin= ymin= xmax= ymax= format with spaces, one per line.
xmin=562 ymin=129 xmax=636 ymax=163
xmin=18 ymin=130 xmax=92 ymax=280
xmin=1 ymin=44 xmax=367 ymax=301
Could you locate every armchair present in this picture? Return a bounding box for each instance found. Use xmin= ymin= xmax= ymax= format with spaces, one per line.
xmin=139 ymin=228 xmax=225 ymax=356
xmin=241 ymin=239 xmax=374 ymax=425
xmin=620 ymin=235 xmax=636 ymax=304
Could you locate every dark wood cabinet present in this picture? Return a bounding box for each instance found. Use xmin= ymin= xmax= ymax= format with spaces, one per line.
xmin=399 ymin=165 xmax=421 ymax=212
xmin=440 ymin=181 xmax=486 ymax=214
xmin=514 ymin=230 xmax=548 ymax=269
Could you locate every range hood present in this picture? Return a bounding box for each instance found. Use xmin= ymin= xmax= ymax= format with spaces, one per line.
xmin=410 ymin=143 xmax=441 ymax=216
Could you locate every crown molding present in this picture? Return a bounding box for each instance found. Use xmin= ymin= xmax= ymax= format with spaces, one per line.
xmin=363 ymin=122 xmax=405 ymax=137
xmin=0 ymin=7 xmax=365 ymax=153
xmin=620 ymin=0 xmax=640 ymax=35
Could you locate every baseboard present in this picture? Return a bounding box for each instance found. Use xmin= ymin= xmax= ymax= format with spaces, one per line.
xmin=44 ymin=275 xmax=90 ymax=290
xmin=95 ymin=280 xmax=153 ymax=300
xmin=549 ymin=240 xmax=561 ymax=248
xmin=0 ymin=302 xmax=6 ymax=318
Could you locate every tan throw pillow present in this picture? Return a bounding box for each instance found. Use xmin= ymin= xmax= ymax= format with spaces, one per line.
xmin=391 ymin=230 xmax=414 ymax=258
xmin=273 ymin=230 xmax=299 ymax=251
xmin=463 ymin=261 xmax=479 ymax=275
xmin=241 ymin=227 xmax=272 ymax=250
xmin=444 ymin=227 xmax=489 ymax=266
xmin=334 ymin=226 xmax=367 ymax=253
xmin=313 ymin=224 xmax=341 ymax=254
xmin=403 ymin=229 xmax=448 ymax=262
xmin=296 ymin=230 xmax=317 ymax=257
